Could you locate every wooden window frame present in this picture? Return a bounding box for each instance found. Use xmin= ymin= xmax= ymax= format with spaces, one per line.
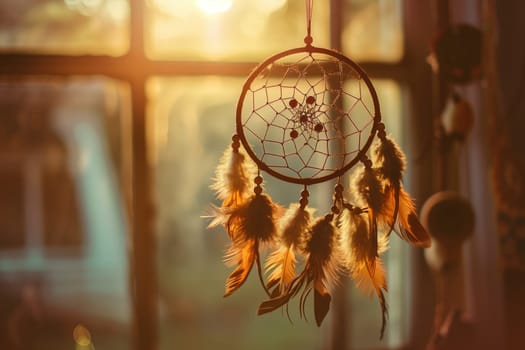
xmin=0 ymin=1 xmax=437 ymax=349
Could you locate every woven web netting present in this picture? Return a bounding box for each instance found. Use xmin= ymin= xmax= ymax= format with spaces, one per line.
xmin=238 ymin=50 xmax=378 ymax=184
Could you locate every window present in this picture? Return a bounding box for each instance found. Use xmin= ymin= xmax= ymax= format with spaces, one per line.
xmin=0 ymin=78 xmax=133 ymax=348
xmin=0 ymin=1 xmax=430 ymax=349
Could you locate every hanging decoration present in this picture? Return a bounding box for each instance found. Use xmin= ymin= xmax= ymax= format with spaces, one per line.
xmin=422 ymin=14 xmax=480 ymax=346
xmin=207 ymin=0 xmax=431 ymax=339
xmin=427 ymin=23 xmax=482 ymax=85
xmin=427 ymin=23 xmax=481 ymax=146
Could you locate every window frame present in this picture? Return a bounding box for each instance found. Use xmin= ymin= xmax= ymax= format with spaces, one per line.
xmin=0 ymin=1 xmax=436 ymax=349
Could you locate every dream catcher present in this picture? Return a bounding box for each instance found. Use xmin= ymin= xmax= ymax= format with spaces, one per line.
xmin=207 ymin=0 xmax=430 ymax=338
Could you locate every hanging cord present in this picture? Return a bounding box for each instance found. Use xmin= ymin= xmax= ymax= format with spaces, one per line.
xmin=305 ymin=0 xmax=314 ymax=45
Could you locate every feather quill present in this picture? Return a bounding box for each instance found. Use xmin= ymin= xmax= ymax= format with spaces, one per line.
xmin=223 ymin=238 xmax=256 ymax=297
xmin=370 ymin=136 xmax=404 ymax=236
xmin=371 ymin=136 xmax=431 ymax=247
xmin=351 ymin=164 xmax=385 ymax=275
xmin=339 ymin=206 xmax=389 ymax=339
xmin=211 ymin=141 xmax=256 ymax=209
xmin=259 ymin=214 xmax=341 ymax=326
xmin=265 ymin=203 xmax=312 ymax=296
xmin=393 ymin=186 xmax=431 ymax=248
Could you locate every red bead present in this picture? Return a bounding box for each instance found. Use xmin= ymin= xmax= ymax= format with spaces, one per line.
xmin=289 ymin=99 xmax=298 ymax=108
xmin=254 ymin=175 xmax=263 ymax=185
xmin=314 ymin=123 xmax=324 ymax=132
xmin=306 ymin=96 xmax=316 ymax=104
xmin=300 ymin=113 xmax=308 ymax=123
xmin=335 ymin=184 xmax=343 ymax=193
xmin=301 ymin=189 xmax=309 ymax=197
xmin=304 ymin=35 xmax=313 ymax=45
xmin=254 ymin=186 xmax=262 ymax=195
xmin=290 ymin=129 xmax=299 ymax=139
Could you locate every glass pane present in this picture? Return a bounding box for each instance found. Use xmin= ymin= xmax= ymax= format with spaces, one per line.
xmin=0 ymin=0 xmax=129 ymax=56
xmin=342 ymin=0 xmax=404 ymax=62
xmin=0 ymin=78 xmax=132 ymax=349
xmin=145 ymin=0 xmax=330 ymax=61
xmin=149 ymin=76 xmax=406 ymax=348
xmin=0 ymin=166 xmax=25 ymax=249
xmin=149 ymin=76 xmax=328 ymax=350
xmin=345 ymin=80 xmax=408 ymax=349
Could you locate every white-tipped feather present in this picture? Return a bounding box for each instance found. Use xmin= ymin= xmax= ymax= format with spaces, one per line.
xmin=258 ymin=214 xmax=343 ymax=327
xmin=265 ymin=246 xmax=297 ymax=296
xmin=370 ymin=136 xmax=431 ymax=247
xmin=339 ymin=206 xmax=389 ymax=339
xmin=211 ymin=146 xmax=256 ymax=207
xmin=394 ymin=186 xmax=431 ymax=248
xmin=371 ymin=136 xmax=406 ymax=185
xmin=220 ymin=193 xmax=279 ymax=297
xmin=352 ymin=257 xmax=387 ymax=297
xmin=351 ymin=165 xmax=386 ymax=274
xmin=352 ymin=256 xmax=388 ymax=339
xmin=352 ymin=165 xmax=385 ymax=213
xmin=265 ymin=204 xmax=312 ymax=295
xmin=280 ymin=203 xmax=313 ymax=248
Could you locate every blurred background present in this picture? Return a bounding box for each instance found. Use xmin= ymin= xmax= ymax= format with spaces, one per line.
xmin=0 ymin=0 xmax=522 ymax=349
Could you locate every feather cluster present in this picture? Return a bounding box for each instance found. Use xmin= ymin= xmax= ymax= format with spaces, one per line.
xmin=210 ymin=143 xmax=256 ymax=208
xmin=265 ymin=203 xmax=312 ymax=297
xmin=371 ymin=136 xmax=431 ymax=247
xmin=208 ymin=140 xmax=279 ymax=297
xmin=259 ymin=214 xmax=342 ymax=327
xmin=221 ymin=192 xmax=279 ymax=297
xmin=339 ymin=205 xmax=389 ymax=338
xmin=206 ymin=130 xmax=431 ymax=339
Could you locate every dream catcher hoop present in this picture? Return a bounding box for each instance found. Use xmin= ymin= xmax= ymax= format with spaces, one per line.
xmin=236 ymin=45 xmax=381 ymax=185
xmin=207 ymin=0 xmax=431 ymax=339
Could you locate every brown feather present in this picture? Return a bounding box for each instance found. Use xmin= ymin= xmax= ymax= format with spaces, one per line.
xmin=265 ymin=204 xmax=312 ymax=294
xmin=265 ymin=245 xmax=297 ymax=295
xmin=257 ymin=290 xmax=293 ymax=315
xmin=220 ymin=193 xmax=279 ymax=297
xmin=351 ymin=165 xmax=386 ymax=274
xmin=371 ymin=136 xmax=406 ymax=237
xmin=280 ymin=203 xmax=312 ymax=248
xmin=300 ymin=215 xmax=342 ymax=325
xmin=395 ymin=187 xmax=431 ymax=247
xmin=211 ymin=146 xmax=256 ymax=208
xmin=370 ymin=135 xmax=429 ymax=249
xmin=226 ymin=193 xmax=278 ymax=243
xmin=352 ymin=257 xmax=389 ymax=339
xmin=353 ymin=165 xmax=385 ymax=214
xmin=339 ymin=205 xmax=389 ymax=339
xmin=257 ymin=214 xmax=342 ymax=325
xmin=313 ymin=281 xmax=331 ymax=327
xmin=223 ymin=239 xmax=256 ymax=297
xmin=371 ymin=136 xmax=406 ymax=185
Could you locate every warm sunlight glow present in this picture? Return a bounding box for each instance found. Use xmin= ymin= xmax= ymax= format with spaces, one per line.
xmin=73 ymin=324 xmax=92 ymax=347
xmin=151 ymin=0 xmax=193 ymax=17
xmin=146 ymin=0 xmax=331 ymax=62
xmin=254 ymin=0 xmax=286 ymax=14
xmin=196 ymin=0 xmax=233 ymax=14
xmin=64 ymin=0 xmax=104 ymax=16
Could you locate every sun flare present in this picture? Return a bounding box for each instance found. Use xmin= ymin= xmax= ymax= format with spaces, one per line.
xmin=196 ymin=0 xmax=233 ymax=15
